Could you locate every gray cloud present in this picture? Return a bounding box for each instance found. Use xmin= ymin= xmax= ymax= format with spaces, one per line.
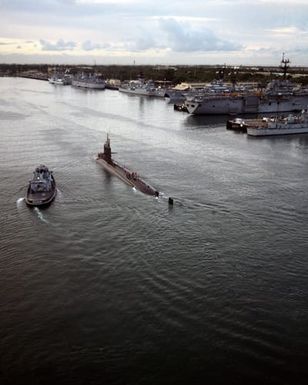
xmin=121 ymin=18 xmax=241 ymax=53
xmin=159 ymin=18 xmax=241 ymax=52
xmin=1 ymin=0 xmax=308 ymax=64
xmin=82 ymin=40 xmax=110 ymax=51
xmin=124 ymin=32 xmax=163 ymax=51
xmin=40 ymin=39 xmax=76 ymax=51
xmin=0 ymin=0 xmax=135 ymax=17
xmin=1 ymin=0 xmax=76 ymax=12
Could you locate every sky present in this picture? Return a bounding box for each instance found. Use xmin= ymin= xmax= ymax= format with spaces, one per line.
xmin=0 ymin=0 xmax=308 ymax=66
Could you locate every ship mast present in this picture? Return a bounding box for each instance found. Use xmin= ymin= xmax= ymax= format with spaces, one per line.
xmin=280 ymin=53 xmax=290 ymax=80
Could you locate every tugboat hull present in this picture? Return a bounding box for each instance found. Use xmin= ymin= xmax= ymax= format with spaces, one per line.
xmin=25 ymin=165 xmax=56 ymax=207
xmin=25 ymin=189 xmax=57 ymax=207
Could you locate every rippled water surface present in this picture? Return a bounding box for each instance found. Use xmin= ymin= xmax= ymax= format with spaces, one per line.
xmin=1 ymin=77 xmax=308 ymax=385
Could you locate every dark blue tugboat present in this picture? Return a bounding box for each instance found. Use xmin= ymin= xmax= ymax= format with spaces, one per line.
xmin=25 ymin=165 xmax=56 ymax=206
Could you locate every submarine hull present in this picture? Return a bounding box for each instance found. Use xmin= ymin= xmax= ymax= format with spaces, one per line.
xmin=96 ymin=157 xmax=159 ymax=197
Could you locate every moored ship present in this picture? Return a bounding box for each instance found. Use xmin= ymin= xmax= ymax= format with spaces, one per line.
xmin=226 ymin=117 xmax=248 ymax=131
xmin=48 ymin=76 xmax=64 ymax=85
xmin=48 ymin=75 xmax=71 ymax=85
xmin=72 ymin=73 xmax=106 ymax=89
xmin=105 ymin=79 xmax=121 ymax=90
xmin=25 ymin=165 xmax=56 ymax=206
xmin=48 ymin=70 xmax=72 ymax=85
xmin=185 ymin=84 xmax=308 ymax=115
xmin=96 ymin=135 xmax=160 ymax=197
xmin=185 ymin=55 xmax=308 ymax=115
xmin=246 ymin=109 xmax=308 ymax=136
xmin=119 ymin=79 xmax=156 ymax=96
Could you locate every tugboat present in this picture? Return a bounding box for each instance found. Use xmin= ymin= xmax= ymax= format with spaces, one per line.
xmin=25 ymin=165 xmax=57 ymax=206
xmin=96 ymin=135 xmax=160 ymax=197
xmin=226 ymin=117 xmax=248 ymax=131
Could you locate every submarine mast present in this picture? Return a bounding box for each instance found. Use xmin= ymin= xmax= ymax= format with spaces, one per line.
xmin=103 ymin=134 xmax=112 ymax=163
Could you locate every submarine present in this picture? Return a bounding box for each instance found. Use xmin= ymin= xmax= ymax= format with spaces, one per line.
xmin=96 ymin=135 xmax=160 ymax=197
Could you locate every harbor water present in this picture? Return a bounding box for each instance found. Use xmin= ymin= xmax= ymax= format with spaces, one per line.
xmin=0 ymin=77 xmax=308 ymax=385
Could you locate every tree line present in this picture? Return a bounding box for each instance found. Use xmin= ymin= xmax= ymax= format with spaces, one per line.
xmin=1 ymin=63 xmax=308 ymax=85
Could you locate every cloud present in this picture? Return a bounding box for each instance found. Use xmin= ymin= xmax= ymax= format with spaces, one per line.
xmin=40 ymin=38 xmax=76 ymax=51
xmin=268 ymin=26 xmax=308 ymax=35
xmin=0 ymin=0 xmax=76 ymax=11
xmin=0 ymin=41 xmax=16 ymax=45
xmin=124 ymin=32 xmax=162 ymax=51
xmin=1 ymin=0 xmax=308 ymax=65
xmin=81 ymin=40 xmax=109 ymax=50
xmin=76 ymin=0 xmax=143 ymax=3
xmin=121 ymin=18 xmax=241 ymax=53
xmin=159 ymin=18 xmax=241 ymax=52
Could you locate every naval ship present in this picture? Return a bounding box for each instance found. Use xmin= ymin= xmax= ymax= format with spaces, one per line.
xmin=96 ymin=135 xmax=160 ymax=197
xmin=246 ymin=109 xmax=308 ymax=136
xmin=72 ymin=73 xmax=106 ymax=89
xmin=48 ymin=73 xmax=72 ymax=85
xmin=185 ymin=55 xmax=308 ymax=115
xmin=118 ymin=78 xmax=156 ymax=96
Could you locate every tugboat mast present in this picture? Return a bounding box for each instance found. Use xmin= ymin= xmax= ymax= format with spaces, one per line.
xmin=280 ymin=52 xmax=290 ymax=80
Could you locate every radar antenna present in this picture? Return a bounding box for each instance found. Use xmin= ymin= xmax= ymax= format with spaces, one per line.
xmin=281 ymin=53 xmax=290 ymax=80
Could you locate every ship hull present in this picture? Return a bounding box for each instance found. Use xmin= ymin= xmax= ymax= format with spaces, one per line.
xmin=48 ymin=79 xmax=65 ymax=85
xmin=48 ymin=77 xmax=71 ymax=85
xmin=186 ymin=95 xmax=308 ymax=115
xmin=96 ymin=158 xmax=159 ymax=197
xmin=25 ymin=189 xmax=57 ymax=207
xmin=258 ymin=96 xmax=308 ymax=114
xmin=186 ymin=96 xmax=245 ymax=115
xmin=72 ymin=80 xmax=106 ymax=89
xmin=247 ymin=125 xmax=308 ymax=136
xmin=118 ymin=87 xmax=155 ymax=96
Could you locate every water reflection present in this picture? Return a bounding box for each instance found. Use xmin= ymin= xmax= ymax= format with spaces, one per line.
xmin=246 ymin=133 xmax=308 ymax=146
xmin=138 ymin=96 xmax=144 ymax=112
xmin=2 ymin=78 xmax=308 ymax=385
xmin=184 ymin=114 xmax=230 ymax=128
xmin=297 ymin=134 xmax=308 ymax=147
